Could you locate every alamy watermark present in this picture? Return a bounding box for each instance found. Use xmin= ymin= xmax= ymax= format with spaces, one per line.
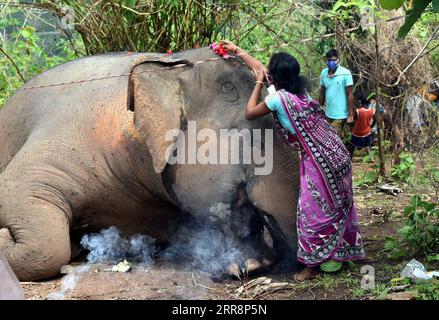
xmin=165 ymin=121 xmax=274 ymax=175
xmin=360 ymin=265 xmax=375 ymax=290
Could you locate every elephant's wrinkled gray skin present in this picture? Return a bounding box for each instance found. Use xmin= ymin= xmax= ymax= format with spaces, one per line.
xmin=0 ymin=48 xmax=299 ymax=281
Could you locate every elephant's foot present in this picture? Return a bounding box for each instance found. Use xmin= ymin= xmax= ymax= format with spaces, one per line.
xmin=0 ymin=195 xmax=72 ymax=281
xmin=228 ymin=257 xmax=273 ymax=279
xmin=0 ymin=222 xmax=71 ymax=281
xmin=228 ymin=262 xmax=241 ymax=279
xmin=245 ymin=257 xmax=273 ymax=273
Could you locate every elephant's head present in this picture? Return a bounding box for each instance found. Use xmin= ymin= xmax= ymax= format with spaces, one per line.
xmin=130 ymin=48 xmax=300 ymax=275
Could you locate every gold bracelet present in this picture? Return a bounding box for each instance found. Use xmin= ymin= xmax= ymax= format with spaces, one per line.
xmin=233 ymin=47 xmax=239 ymax=54
xmin=255 ymin=81 xmax=264 ymax=86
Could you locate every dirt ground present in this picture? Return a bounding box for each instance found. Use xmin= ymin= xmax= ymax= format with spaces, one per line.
xmin=21 ymin=152 xmax=434 ymax=300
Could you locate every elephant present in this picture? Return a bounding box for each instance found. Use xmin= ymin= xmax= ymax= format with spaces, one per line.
xmin=0 ymin=48 xmax=300 ymax=281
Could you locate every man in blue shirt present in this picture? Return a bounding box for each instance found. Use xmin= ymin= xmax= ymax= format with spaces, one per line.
xmin=319 ymin=49 xmax=354 ymax=135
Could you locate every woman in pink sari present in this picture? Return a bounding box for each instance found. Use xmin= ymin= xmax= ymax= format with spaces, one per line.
xmin=222 ymin=41 xmax=365 ymax=280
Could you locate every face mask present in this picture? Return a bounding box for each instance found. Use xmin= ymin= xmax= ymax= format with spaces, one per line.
xmin=327 ymin=60 xmax=338 ymax=70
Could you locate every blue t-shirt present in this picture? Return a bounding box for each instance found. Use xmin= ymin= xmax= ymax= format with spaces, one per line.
xmin=320 ymin=66 xmax=353 ymax=120
xmin=264 ymin=92 xmax=296 ymax=135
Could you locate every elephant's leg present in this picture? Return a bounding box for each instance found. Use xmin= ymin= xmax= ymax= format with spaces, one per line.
xmin=0 ymin=175 xmax=71 ymax=281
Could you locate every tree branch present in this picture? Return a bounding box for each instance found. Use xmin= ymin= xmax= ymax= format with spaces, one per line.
xmin=0 ymin=46 xmax=25 ymax=82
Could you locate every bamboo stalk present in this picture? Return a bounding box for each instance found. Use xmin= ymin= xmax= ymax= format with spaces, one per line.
xmin=373 ymin=1 xmax=386 ymax=176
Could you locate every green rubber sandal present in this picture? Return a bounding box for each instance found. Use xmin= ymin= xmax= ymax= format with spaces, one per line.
xmin=320 ymin=260 xmax=343 ymax=273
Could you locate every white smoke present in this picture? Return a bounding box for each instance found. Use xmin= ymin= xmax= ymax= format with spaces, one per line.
xmin=80 ymin=226 xmax=156 ymax=265
xmin=161 ymin=222 xmax=246 ymax=275
xmin=78 ymin=204 xmax=248 ymax=276
xmin=46 ymin=218 xmax=246 ymax=300
xmin=47 ymin=265 xmax=90 ymax=300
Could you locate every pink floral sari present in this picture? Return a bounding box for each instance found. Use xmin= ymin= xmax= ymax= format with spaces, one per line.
xmin=274 ymin=89 xmax=365 ymax=266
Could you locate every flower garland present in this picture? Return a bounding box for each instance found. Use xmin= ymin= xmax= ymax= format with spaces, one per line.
xmin=209 ymin=42 xmax=230 ymax=60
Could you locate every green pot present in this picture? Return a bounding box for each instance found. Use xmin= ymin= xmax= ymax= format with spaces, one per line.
xmin=320 ymin=260 xmax=343 ymax=273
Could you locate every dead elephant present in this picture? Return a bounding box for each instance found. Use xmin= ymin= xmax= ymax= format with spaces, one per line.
xmin=0 ymin=48 xmax=299 ymax=281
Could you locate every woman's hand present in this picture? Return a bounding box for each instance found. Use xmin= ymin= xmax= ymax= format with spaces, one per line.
xmin=220 ymin=39 xmax=266 ymax=81
xmin=253 ymin=67 xmax=266 ymax=82
xmin=220 ymin=40 xmax=238 ymax=54
xmin=219 ymin=41 xmax=270 ymax=120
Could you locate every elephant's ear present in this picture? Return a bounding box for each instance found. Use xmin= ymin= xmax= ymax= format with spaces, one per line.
xmin=130 ymin=60 xmax=190 ymax=173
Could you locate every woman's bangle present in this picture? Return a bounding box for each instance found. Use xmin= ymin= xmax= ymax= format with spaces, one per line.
xmin=233 ymin=47 xmax=239 ymax=54
xmin=255 ymin=81 xmax=264 ymax=86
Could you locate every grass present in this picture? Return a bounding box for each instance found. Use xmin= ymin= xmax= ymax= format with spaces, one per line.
xmin=334 ymin=261 xmax=439 ymax=300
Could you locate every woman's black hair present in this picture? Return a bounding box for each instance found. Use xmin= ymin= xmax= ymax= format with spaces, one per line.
xmin=268 ymin=52 xmax=309 ymax=95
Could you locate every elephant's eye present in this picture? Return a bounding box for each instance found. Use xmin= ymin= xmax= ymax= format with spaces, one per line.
xmin=221 ymin=81 xmax=239 ymax=103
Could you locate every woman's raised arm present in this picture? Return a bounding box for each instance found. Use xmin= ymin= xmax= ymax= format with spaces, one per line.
xmin=220 ymin=40 xmax=271 ymax=120
xmin=220 ymin=40 xmax=266 ymax=77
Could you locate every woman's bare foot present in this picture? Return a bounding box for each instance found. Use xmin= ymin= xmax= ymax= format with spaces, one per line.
xmin=293 ymin=267 xmax=319 ymax=282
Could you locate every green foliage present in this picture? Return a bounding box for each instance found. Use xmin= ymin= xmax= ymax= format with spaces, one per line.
xmin=371 ymin=282 xmax=390 ymax=299
xmin=421 ymin=165 xmax=439 ymax=188
xmin=417 ymin=12 xmax=439 ymax=74
xmin=368 ymin=269 xmax=439 ymax=300
xmin=427 ymin=253 xmax=439 ymax=262
xmin=390 ymin=152 xmax=415 ymax=182
xmin=382 ymin=140 xmax=392 ymax=151
xmin=0 ymin=1 xmax=330 ymax=106
xmin=384 ymin=236 xmax=407 ymax=259
xmin=372 ymin=275 xmax=439 ymax=300
xmin=37 ymin=0 xmax=248 ymax=54
xmin=0 ymin=6 xmax=83 ymax=107
xmin=1 ymin=0 xmax=437 ymax=113
xmin=332 ymin=0 xmax=374 ymax=18
xmin=380 ymin=0 xmax=405 ymax=10
xmin=385 ymin=195 xmax=439 ymax=259
xmin=398 ymin=0 xmax=433 ymax=38
xmin=28 ymin=1 xmax=328 ymax=83
xmin=379 ymin=0 xmax=438 ymax=38
xmin=432 ymin=168 xmax=439 ymax=184
xmin=351 ymin=286 xmax=366 ymax=298
xmin=354 ymin=170 xmax=379 ymax=187
xmin=413 ymin=279 xmax=439 ymax=300
xmin=362 ymin=149 xmax=378 ymax=163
